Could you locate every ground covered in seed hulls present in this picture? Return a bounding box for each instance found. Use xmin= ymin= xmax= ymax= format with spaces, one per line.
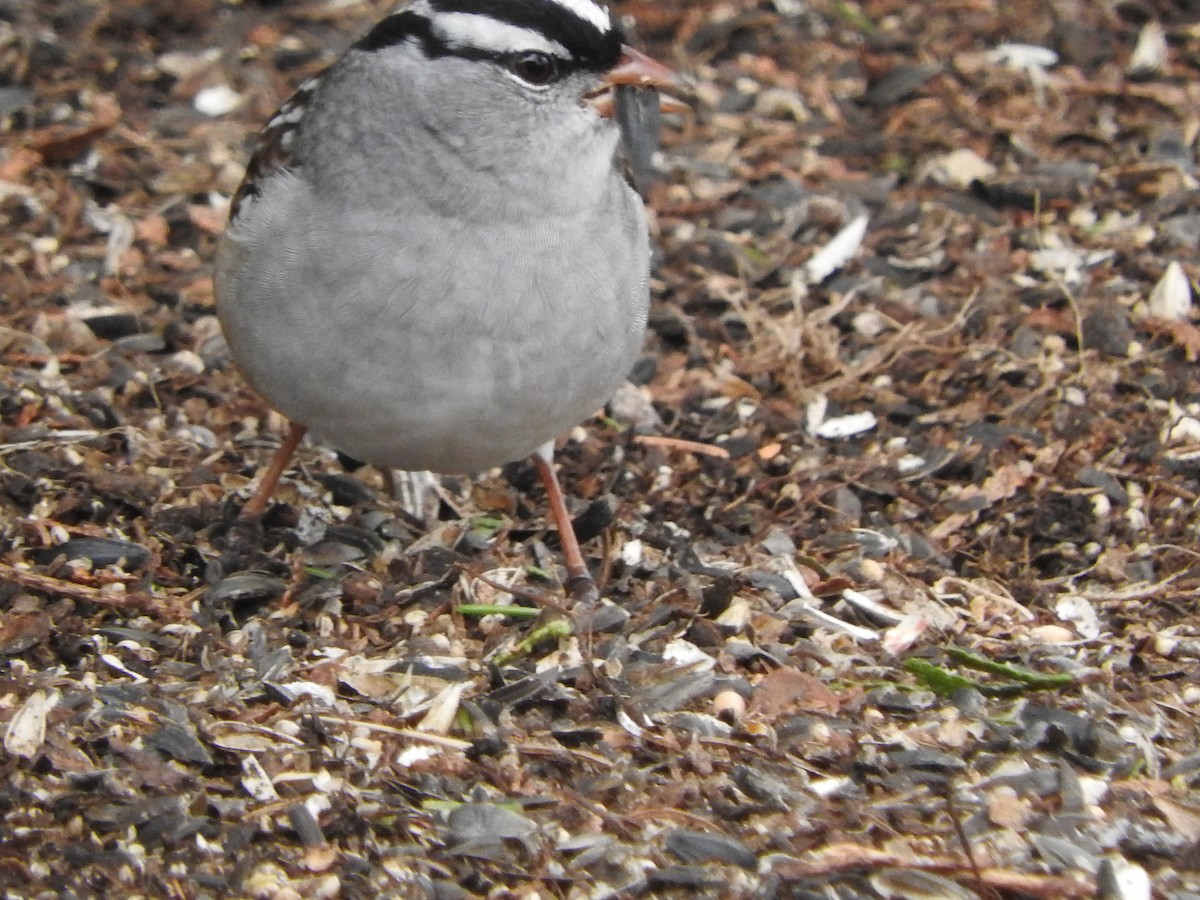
xmin=2 ymin=0 xmax=1200 ymax=897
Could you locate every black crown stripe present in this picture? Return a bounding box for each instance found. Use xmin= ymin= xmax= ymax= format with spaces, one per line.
xmin=355 ymin=10 xmax=432 ymax=53
xmin=354 ymin=1 xmax=622 ymax=71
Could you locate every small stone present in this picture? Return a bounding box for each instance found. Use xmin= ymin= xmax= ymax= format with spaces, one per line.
xmin=163 ymin=349 xmax=206 ymax=376
xmin=206 ymin=572 xmax=288 ymax=606
xmin=444 ymin=803 xmax=537 ymax=848
xmin=921 ymin=148 xmax=997 ymax=188
xmin=663 ymin=830 xmax=756 ymax=869
xmin=194 ymin=83 xmax=242 ymax=116
xmin=144 ymin=722 xmax=214 ymax=766
xmin=1027 ymin=624 xmax=1075 ymax=643
xmin=712 ymin=689 xmax=745 ymax=723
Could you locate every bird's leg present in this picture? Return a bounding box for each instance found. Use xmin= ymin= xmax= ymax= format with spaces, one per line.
xmin=241 ymin=421 xmax=307 ymax=519
xmin=380 ymin=468 xmax=399 ymax=502
xmin=531 ymin=443 xmax=599 ymax=605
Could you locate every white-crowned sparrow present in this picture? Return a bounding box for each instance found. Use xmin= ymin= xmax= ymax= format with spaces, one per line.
xmin=215 ymin=0 xmax=680 ymax=600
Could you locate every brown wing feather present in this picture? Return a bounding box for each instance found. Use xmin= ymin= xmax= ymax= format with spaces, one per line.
xmin=228 ymin=75 xmax=322 ymax=221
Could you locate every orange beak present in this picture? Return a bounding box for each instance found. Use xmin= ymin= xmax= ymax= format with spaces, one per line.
xmin=588 ymin=46 xmax=689 ymax=117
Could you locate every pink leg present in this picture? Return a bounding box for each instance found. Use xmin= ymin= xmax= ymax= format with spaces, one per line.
xmin=241 ymin=422 xmax=307 ymax=519
xmin=531 ymin=446 xmax=599 ymax=604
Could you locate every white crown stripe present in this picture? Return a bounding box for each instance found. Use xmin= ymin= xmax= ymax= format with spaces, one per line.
xmin=409 ymin=0 xmax=435 ymax=20
xmin=545 ymin=0 xmax=612 ymax=32
xmin=430 ymin=12 xmax=570 ymax=57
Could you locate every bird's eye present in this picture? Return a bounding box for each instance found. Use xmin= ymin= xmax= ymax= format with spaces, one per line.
xmin=509 ymin=52 xmax=561 ymax=86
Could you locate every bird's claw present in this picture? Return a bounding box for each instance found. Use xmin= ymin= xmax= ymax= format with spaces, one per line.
xmin=566 ymin=574 xmax=600 ymax=607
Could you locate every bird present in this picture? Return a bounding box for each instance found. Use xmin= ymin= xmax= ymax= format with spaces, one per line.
xmin=214 ymin=0 xmax=681 ymax=602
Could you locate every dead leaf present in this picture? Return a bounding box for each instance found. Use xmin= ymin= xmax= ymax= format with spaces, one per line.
xmin=1141 ymin=316 xmax=1200 ymax=362
xmin=1152 ymin=796 xmax=1200 ymax=842
xmin=748 ymin=667 xmax=841 ymax=717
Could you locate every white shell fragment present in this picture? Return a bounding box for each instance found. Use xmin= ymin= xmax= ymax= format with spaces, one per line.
xmin=83 ymin=201 xmax=135 ymax=275
xmin=417 ymin=682 xmax=468 ymax=735
xmin=1146 ymin=260 xmax=1192 ymax=320
xmin=783 ymin=600 xmax=879 ymax=642
xmin=988 ymin=42 xmax=1058 ymax=106
xmin=1096 ymin=855 xmax=1152 ymax=900
xmin=1055 ymin=594 xmax=1101 ymax=640
xmin=4 ymin=690 xmax=58 ymax=759
xmin=616 ymin=708 xmax=645 ymax=738
xmin=809 ymin=775 xmax=853 ymax=797
xmin=157 ymin=48 xmax=221 ymax=80
xmin=1029 ymin=246 xmax=1083 ymax=284
xmin=396 ymin=745 xmax=440 ymax=767
xmin=805 ymin=212 xmax=869 ymax=283
xmin=813 ymin=410 xmax=878 ymax=440
xmin=989 ymin=42 xmax=1059 ymax=70
xmin=240 ymin=754 xmax=281 ymax=802
xmin=194 ymin=83 xmax=243 ymax=117
xmin=620 ymin=538 xmax=644 ymax=567
xmin=1027 ymin=624 xmax=1075 ymax=644
xmin=1128 ymin=20 xmax=1168 ymax=77
xmin=1164 ymin=401 xmax=1200 ymax=443
xmin=662 ymin=638 xmax=717 ymax=671
xmin=881 ymin=614 xmax=928 ymax=655
xmin=841 ymin=589 xmax=904 ymax=625
xmin=920 ymin=147 xmax=997 ymax=188
xmin=100 ymin=652 xmax=148 ymax=683
xmin=805 ymin=394 xmax=829 ymax=435
xmin=272 ymin=681 xmax=338 ymax=707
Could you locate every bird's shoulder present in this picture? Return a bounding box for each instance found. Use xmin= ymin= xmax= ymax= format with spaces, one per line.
xmin=227 ymin=74 xmax=324 ymax=222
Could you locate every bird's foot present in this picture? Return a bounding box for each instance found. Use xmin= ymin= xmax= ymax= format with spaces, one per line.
xmin=565 ymin=574 xmax=599 ymax=607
